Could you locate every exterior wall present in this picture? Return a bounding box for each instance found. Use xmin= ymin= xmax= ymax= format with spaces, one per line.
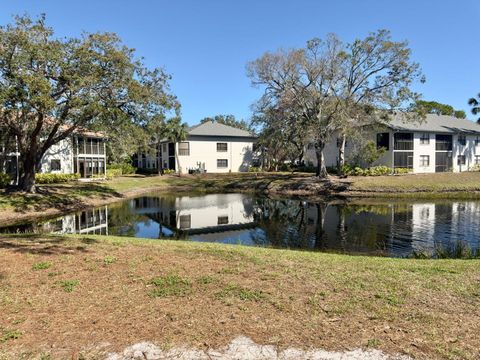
xmin=304 ymin=130 xmax=480 ymax=174
xmin=40 ymin=138 xmax=74 ymax=174
xmin=160 ymin=136 xmax=254 ymax=174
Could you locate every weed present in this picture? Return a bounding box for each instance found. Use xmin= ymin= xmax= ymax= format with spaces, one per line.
xmin=103 ymin=255 xmax=117 ymax=265
xmin=216 ymin=283 xmax=265 ymax=301
xmin=58 ymin=280 xmax=79 ymax=293
xmin=149 ymin=275 xmax=191 ymax=298
xmin=32 ymin=262 xmax=51 ymax=271
xmin=0 ymin=329 xmax=21 ymax=342
xmin=197 ymin=275 xmax=216 ymax=285
xmin=367 ymin=338 xmax=380 ymax=347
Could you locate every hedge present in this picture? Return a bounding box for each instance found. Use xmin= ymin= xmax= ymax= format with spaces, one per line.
xmin=35 ymin=173 xmax=80 ymax=184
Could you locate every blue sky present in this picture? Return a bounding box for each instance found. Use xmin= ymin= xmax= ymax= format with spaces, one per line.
xmin=1 ymin=0 xmax=479 ymax=125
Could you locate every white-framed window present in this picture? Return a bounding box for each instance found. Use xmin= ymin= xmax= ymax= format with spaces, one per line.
xmin=50 ymin=159 xmax=61 ymax=171
xmin=217 ymin=159 xmax=228 ymax=168
xmin=458 ymin=135 xmax=466 ymax=146
xmin=218 ymin=216 xmax=229 ymax=225
xmin=217 ymin=142 xmax=228 ymax=152
xmin=179 ymin=214 xmax=191 ymax=229
xmin=475 ymin=155 xmax=480 ymax=165
xmin=178 ymin=142 xmax=190 ymax=156
xmin=162 ymin=143 xmax=167 ymax=153
xmin=419 ymin=155 xmax=429 ymax=167
xmin=420 ymin=133 xmax=430 ymax=145
xmin=457 ymin=155 xmax=466 ymax=165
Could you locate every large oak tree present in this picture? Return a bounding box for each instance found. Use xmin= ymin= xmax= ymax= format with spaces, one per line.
xmin=0 ymin=15 xmax=179 ymax=192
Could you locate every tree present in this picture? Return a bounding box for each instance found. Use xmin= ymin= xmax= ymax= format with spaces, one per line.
xmin=165 ymin=117 xmax=188 ymax=175
xmin=247 ymin=30 xmax=422 ymax=178
xmin=200 ymin=114 xmax=251 ymax=131
xmin=0 ymin=15 xmax=179 ymax=192
xmin=415 ymin=100 xmax=465 ymax=119
xmin=468 ymin=93 xmax=480 ymax=123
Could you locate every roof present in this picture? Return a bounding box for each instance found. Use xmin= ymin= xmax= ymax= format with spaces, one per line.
xmin=387 ymin=113 xmax=480 ymax=134
xmin=187 ymin=121 xmax=256 ymax=138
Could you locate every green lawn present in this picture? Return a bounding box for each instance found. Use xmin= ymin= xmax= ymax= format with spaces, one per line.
xmin=0 ymin=234 xmax=479 ymax=359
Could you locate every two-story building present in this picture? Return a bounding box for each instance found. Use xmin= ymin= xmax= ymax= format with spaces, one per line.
xmin=0 ymin=128 xmax=107 ymax=183
xmin=305 ymin=114 xmax=480 ymax=173
xmin=135 ymin=121 xmax=257 ymax=174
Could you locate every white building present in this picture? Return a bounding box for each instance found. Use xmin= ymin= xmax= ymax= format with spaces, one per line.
xmin=305 ymin=114 xmax=480 ymax=173
xmin=135 ymin=121 xmax=257 ymax=174
xmin=0 ymin=129 xmax=107 ymax=183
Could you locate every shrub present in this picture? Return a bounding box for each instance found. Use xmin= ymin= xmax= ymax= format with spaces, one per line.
xmin=107 ymin=162 xmax=136 ymax=175
xmin=106 ymin=168 xmax=122 ymax=179
xmin=0 ymin=173 xmax=12 ymax=187
xmin=394 ymin=168 xmax=412 ymax=175
xmin=342 ymin=165 xmax=393 ymax=177
xmin=248 ymin=166 xmax=261 ymax=173
xmin=163 ymin=169 xmax=175 ymax=175
xmin=35 ymin=173 xmax=80 ymax=184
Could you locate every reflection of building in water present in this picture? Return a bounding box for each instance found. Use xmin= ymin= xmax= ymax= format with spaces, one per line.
xmin=131 ymin=194 xmax=255 ymax=234
xmin=44 ymin=206 xmax=108 ymax=235
xmin=410 ymin=203 xmax=436 ymax=255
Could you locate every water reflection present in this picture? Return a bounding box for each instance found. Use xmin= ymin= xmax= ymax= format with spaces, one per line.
xmin=2 ymin=193 xmax=480 ymax=258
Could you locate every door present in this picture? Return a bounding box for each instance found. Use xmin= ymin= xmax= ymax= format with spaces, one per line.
xmin=79 ymin=160 xmax=86 ymax=178
xmin=168 ymin=157 xmax=176 ymax=171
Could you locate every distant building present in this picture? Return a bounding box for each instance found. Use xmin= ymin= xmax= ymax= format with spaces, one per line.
xmin=0 ymin=128 xmax=107 ymax=183
xmin=305 ymin=114 xmax=480 ymax=173
xmin=134 ymin=121 xmax=257 ymax=174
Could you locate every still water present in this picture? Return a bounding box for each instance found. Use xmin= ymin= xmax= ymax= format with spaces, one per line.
xmin=2 ymin=193 xmax=480 ymax=258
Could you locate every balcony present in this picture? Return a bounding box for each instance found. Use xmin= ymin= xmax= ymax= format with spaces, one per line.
xmin=394 ymin=133 xmax=413 ymax=151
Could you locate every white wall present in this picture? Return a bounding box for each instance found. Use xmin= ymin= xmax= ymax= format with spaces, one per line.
xmin=161 ymin=137 xmax=254 ymax=174
xmin=413 ymin=132 xmax=436 ymax=173
xmin=40 ymin=138 xmax=74 ymax=174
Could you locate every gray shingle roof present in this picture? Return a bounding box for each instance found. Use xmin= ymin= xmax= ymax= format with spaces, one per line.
xmin=188 ymin=121 xmax=256 ymax=138
xmin=388 ymin=113 xmax=480 ymax=134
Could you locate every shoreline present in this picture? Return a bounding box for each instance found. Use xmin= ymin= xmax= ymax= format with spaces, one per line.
xmin=2 ymin=173 xmax=480 ymax=226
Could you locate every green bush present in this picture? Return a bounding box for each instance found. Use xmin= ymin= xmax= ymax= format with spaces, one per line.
xmin=248 ymin=166 xmax=261 ymax=173
xmin=0 ymin=173 xmax=12 ymax=187
xmin=35 ymin=173 xmax=80 ymax=184
xmin=107 ymin=162 xmax=136 ymax=175
xmin=394 ymin=168 xmax=412 ymax=175
xmin=106 ymin=168 xmax=122 ymax=179
xmin=342 ymin=165 xmax=394 ymax=177
xmin=163 ymin=169 xmax=175 ymax=175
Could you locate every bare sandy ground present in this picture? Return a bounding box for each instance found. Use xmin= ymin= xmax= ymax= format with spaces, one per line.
xmin=106 ymin=336 xmax=412 ymax=360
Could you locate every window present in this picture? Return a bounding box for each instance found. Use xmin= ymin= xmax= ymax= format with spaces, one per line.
xmin=217 ymin=142 xmax=228 ymax=152
xmin=475 ymin=155 xmax=480 ymax=165
xmin=420 ymin=133 xmax=430 ymax=145
xmin=458 ymin=135 xmax=466 ymax=146
xmin=394 ymin=152 xmax=413 ymax=169
xmin=394 ymin=133 xmax=413 ymax=150
xmin=178 ymin=142 xmax=190 ymax=156
xmin=179 ymin=214 xmax=191 ymax=229
xmin=419 ymin=155 xmax=430 ymax=167
xmin=162 ymin=143 xmax=167 ymax=153
xmin=436 ymin=134 xmax=453 ymax=151
xmin=376 ymin=133 xmax=389 ymax=150
xmin=457 ymin=155 xmax=466 ymax=165
xmin=217 ymin=216 xmax=229 ymax=225
xmin=217 ymin=159 xmax=228 ymax=168
xmin=50 ymin=159 xmax=61 ymax=171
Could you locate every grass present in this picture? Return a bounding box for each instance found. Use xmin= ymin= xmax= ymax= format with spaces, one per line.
xmin=32 ymin=261 xmax=51 ymax=270
xmin=1 ymin=233 xmax=479 ymax=359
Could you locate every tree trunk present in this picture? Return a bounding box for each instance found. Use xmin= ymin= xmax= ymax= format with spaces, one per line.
xmin=157 ymin=143 xmax=163 ymax=176
xmin=315 ymin=141 xmax=328 ymax=178
xmin=175 ymin=147 xmax=181 ymax=176
xmin=337 ymin=133 xmax=346 ymax=175
xmin=18 ymin=155 xmax=37 ymax=193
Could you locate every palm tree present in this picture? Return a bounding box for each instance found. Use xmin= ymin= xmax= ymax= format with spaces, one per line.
xmin=468 ymin=93 xmax=480 ymax=123
xmin=165 ymin=117 xmax=189 ymax=175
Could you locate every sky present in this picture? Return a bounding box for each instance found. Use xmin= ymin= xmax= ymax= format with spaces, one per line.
xmin=0 ymin=0 xmax=479 ymax=125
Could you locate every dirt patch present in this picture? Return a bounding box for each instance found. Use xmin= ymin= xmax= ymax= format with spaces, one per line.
xmin=1 ymin=235 xmax=479 ymax=359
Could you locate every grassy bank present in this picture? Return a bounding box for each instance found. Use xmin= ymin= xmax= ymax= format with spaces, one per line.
xmin=0 ymin=234 xmax=479 ymax=359
xmin=1 ymin=172 xmax=480 ymax=225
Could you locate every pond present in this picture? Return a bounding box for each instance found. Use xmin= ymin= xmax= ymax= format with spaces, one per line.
xmin=1 ymin=193 xmax=480 ymax=258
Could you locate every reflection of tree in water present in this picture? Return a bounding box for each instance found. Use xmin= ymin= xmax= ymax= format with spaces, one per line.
xmin=248 ymin=197 xmax=329 ymax=249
